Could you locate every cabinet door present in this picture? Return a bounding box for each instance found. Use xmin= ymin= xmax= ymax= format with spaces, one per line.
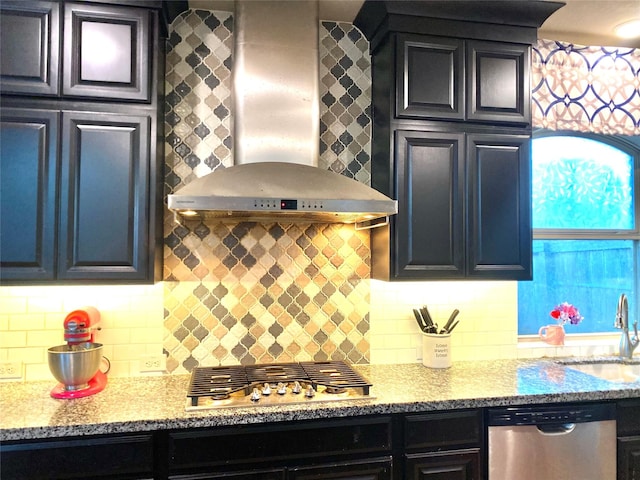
xmin=58 ymin=111 xmax=150 ymax=280
xmin=467 ymin=133 xmax=531 ymax=279
xmin=396 ymin=34 xmax=464 ymax=121
xmin=0 ymin=1 xmax=60 ymax=96
xmin=405 ymin=450 xmax=481 ymax=480
xmin=0 ymin=108 xmax=59 ymax=281
xmin=289 ymin=457 xmax=392 ymax=480
xmin=63 ymin=2 xmax=150 ymax=101
xmin=618 ymin=436 xmax=640 ymax=480
xmin=466 ymin=41 xmax=530 ymax=125
xmin=394 ymin=130 xmax=465 ymax=279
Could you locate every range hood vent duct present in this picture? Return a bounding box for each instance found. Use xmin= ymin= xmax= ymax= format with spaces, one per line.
xmin=167 ymin=0 xmax=397 ymax=227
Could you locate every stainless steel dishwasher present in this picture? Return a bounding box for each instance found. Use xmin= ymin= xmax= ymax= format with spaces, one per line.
xmin=488 ymin=403 xmax=616 ymax=480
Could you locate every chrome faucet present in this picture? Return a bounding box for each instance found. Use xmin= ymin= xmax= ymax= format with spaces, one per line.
xmin=615 ymin=293 xmax=639 ymax=359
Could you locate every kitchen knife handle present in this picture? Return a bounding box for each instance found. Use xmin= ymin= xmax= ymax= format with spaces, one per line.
xmin=413 ymin=309 xmax=426 ymax=332
xmin=443 ymin=309 xmax=459 ymax=331
xmin=420 ymin=306 xmax=434 ymax=327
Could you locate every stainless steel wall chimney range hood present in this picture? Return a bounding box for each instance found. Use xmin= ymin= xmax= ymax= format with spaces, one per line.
xmin=167 ymin=0 xmax=397 ymax=228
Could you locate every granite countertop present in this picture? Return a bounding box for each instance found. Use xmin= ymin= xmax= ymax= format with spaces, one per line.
xmin=2 ymin=358 xmax=640 ymax=442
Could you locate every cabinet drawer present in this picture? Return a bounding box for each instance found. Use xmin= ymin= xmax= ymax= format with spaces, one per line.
xmin=168 ymin=417 xmax=392 ymax=471
xmin=169 ymin=468 xmax=285 ymax=479
xmin=289 ymin=457 xmax=393 ymax=480
xmin=405 ymin=449 xmax=480 ymax=480
xmin=405 ymin=410 xmax=482 ymax=451
xmin=0 ymin=434 xmax=154 ymax=480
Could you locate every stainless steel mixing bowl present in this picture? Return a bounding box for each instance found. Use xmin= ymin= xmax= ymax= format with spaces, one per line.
xmin=47 ymin=343 xmax=103 ymax=391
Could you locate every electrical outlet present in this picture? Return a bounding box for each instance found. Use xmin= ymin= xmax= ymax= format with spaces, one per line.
xmin=0 ymin=361 xmax=23 ymax=380
xmin=139 ymin=354 xmax=166 ymax=373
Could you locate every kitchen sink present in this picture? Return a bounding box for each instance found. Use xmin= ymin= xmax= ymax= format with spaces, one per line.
xmin=564 ymin=361 xmax=640 ymax=383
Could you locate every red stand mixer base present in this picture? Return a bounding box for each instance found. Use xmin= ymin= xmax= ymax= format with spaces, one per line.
xmin=50 ymin=371 xmax=107 ymax=399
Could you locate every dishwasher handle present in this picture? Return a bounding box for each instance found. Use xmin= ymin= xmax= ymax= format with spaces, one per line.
xmin=536 ymin=423 xmax=576 ymax=435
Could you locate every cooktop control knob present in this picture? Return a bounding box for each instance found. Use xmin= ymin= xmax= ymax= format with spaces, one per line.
xmin=262 ymin=383 xmax=272 ymax=395
xmin=277 ymin=382 xmax=287 ymax=395
xmin=292 ymin=381 xmax=302 ymax=394
xmin=305 ymin=385 xmax=316 ymax=398
xmin=250 ymin=387 xmax=261 ymax=402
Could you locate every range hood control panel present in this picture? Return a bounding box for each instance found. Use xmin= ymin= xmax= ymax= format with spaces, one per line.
xmin=253 ymin=199 xmax=325 ymax=211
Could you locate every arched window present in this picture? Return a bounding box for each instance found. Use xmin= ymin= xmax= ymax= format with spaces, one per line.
xmin=518 ymin=131 xmax=640 ymax=335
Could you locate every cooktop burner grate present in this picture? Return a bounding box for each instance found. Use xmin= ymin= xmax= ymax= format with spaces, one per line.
xmin=300 ymin=361 xmax=371 ymax=394
xmin=188 ymin=366 xmax=249 ymax=405
xmin=186 ymin=360 xmax=371 ymax=408
xmin=245 ymin=362 xmax=308 ymax=385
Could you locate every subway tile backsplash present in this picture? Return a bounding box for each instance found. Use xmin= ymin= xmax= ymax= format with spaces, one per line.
xmin=0 ymin=284 xmax=164 ymax=380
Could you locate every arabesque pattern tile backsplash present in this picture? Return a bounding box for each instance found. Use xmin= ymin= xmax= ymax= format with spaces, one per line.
xmin=163 ymin=10 xmax=373 ymax=372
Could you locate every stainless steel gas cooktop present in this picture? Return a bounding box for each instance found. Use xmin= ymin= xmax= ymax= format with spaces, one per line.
xmin=185 ymin=360 xmax=373 ymax=411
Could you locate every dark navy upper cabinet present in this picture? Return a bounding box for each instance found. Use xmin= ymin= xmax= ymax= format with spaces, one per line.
xmin=355 ymin=0 xmax=561 ymax=280
xmin=0 ymin=108 xmax=154 ymax=282
xmin=396 ymin=35 xmax=530 ymax=126
xmin=466 ymin=40 xmax=530 ymax=125
xmin=0 ymin=1 xmax=151 ymax=102
xmin=0 ymin=1 xmax=61 ymax=96
xmin=371 ymin=127 xmax=531 ymax=280
xmin=0 ymin=108 xmax=59 ymax=281
xmin=396 ymin=35 xmax=465 ymax=121
xmin=62 ymin=2 xmax=151 ymax=101
xmin=0 ymin=0 xmax=168 ymax=283
xmin=466 ymin=132 xmax=531 ymax=279
xmin=58 ymin=111 xmax=151 ymax=281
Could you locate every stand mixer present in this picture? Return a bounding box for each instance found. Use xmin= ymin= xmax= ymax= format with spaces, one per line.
xmin=48 ymin=307 xmax=109 ymax=399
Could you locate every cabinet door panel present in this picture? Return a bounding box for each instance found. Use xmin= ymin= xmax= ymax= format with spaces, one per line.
xmin=466 ymin=41 xmax=530 ymax=124
xmin=0 ymin=1 xmax=60 ymax=96
xmin=59 ymin=111 xmax=150 ymax=280
xmin=396 ymin=35 xmax=464 ymax=120
xmin=0 ymin=108 xmax=58 ymax=281
xmin=405 ymin=450 xmax=480 ymax=480
xmin=395 ymin=130 xmax=465 ymax=278
xmin=467 ymin=133 xmax=531 ymax=279
xmin=63 ymin=2 xmax=150 ymax=101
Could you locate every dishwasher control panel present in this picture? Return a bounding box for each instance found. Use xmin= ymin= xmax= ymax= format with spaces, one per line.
xmin=488 ymin=403 xmax=616 ymax=426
